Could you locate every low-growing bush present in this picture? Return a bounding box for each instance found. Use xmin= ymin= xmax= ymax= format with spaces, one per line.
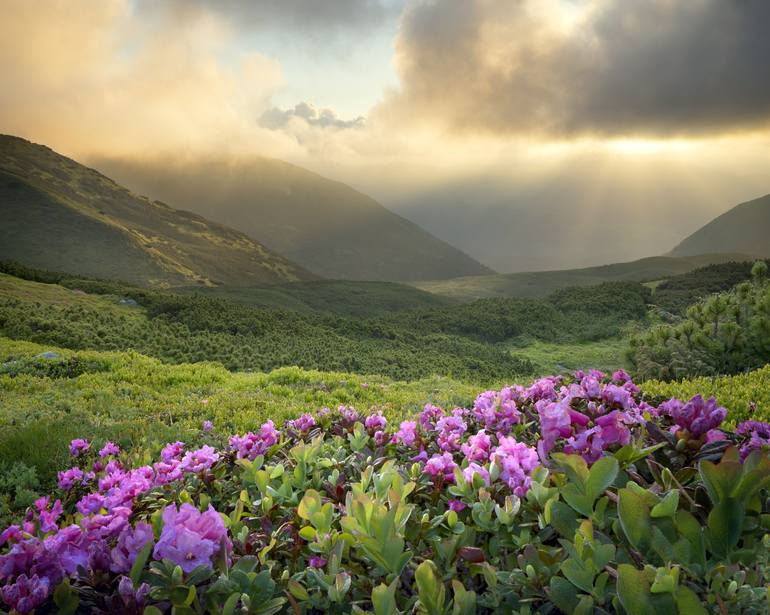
xmin=2 ymin=370 xmax=770 ymax=613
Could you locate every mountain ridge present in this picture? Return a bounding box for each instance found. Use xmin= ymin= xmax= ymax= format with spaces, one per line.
xmin=0 ymin=134 xmax=315 ymax=287
xmin=95 ymin=155 xmax=495 ymax=282
xmin=670 ymin=193 xmax=770 ymax=258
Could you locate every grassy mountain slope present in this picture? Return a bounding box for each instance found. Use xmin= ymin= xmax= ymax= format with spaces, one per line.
xmin=670 ymin=193 xmax=770 ymax=258
xmin=0 ymin=135 xmax=314 ymax=287
xmin=412 ymin=253 xmax=759 ymax=301
xmin=180 ymin=280 xmax=452 ymax=318
xmin=96 ymin=156 xmax=495 ymax=282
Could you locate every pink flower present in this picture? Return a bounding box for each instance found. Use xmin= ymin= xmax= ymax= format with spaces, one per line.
xmin=461 ymin=430 xmax=492 ymax=462
xmin=202 ymin=420 xmax=213 ymax=432
xmin=392 ymin=421 xmax=419 ymax=447
xmin=423 ymin=453 xmax=457 ymax=482
xmin=57 ymin=467 xmax=85 ymax=491
xmin=462 ymin=463 xmax=490 ymax=485
xmin=448 ymin=500 xmax=467 ymax=512
xmin=153 ymin=504 xmax=231 ymax=573
xmin=99 ymin=441 xmax=120 ymax=458
xmin=308 ymin=556 xmax=327 ymax=568
xmin=180 ymin=445 xmax=219 ymax=474
xmin=490 ymin=436 xmax=539 ymax=497
xmin=69 ymin=439 xmax=90 ymax=457
xmin=160 ymin=442 xmax=185 ymax=463
xmin=111 ymin=522 xmax=154 ymax=573
xmin=365 ymin=411 xmax=387 ymax=432
xmin=0 ymin=574 xmax=50 ymax=614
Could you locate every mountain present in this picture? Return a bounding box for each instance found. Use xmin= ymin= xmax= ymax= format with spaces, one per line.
xmin=94 ymin=157 xmax=495 ymax=282
xmin=0 ymin=135 xmax=314 ymax=287
xmin=670 ymin=193 xmax=770 ymax=258
xmin=411 ymin=253 xmax=759 ymax=301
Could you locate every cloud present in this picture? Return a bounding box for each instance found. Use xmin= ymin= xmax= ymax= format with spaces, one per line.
xmin=0 ymin=0 xmax=298 ymax=160
xmin=383 ymin=0 xmax=770 ymax=137
xmin=168 ymin=0 xmax=403 ymax=32
xmin=260 ymin=102 xmax=365 ymax=130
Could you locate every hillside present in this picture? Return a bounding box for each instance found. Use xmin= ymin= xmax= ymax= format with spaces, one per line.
xmin=95 ymin=156 xmax=495 ymax=281
xmin=0 ymin=135 xmax=314 ymax=287
xmin=412 ymin=253 xmax=759 ymax=301
xmin=671 ymin=193 xmax=770 ymax=258
xmin=180 ymin=279 xmax=452 ymax=318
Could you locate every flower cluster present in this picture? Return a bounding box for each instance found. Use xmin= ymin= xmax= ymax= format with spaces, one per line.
xmin=663 ymin=394 xmax=727 ymax=440
xmin=0 ymin=370 xmax=759 ymax=614
xmin=153 ymin=504 xmax=231 ymax=573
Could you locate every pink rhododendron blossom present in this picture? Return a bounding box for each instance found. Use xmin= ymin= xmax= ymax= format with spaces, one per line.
xmin=153 ymin=504 xmax=231 ymax=573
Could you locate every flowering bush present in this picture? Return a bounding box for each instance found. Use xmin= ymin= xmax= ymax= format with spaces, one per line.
xmin=1 ymin=370 xmax=770 ymax=613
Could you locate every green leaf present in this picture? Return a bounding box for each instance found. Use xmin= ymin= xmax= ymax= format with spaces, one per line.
xmin=651 ymin=491 xmax=679 ymax=518
xmin=372 ymin=579 xmax=400 ymax=615
xmin=586 ymin=456 xmax=619 ymax=501
xmin=450 ymin=579 xmax=476 ymax=615
xmin=561 ymin=558 xmax=594 ymax=594
xmin=130 ymin=541 xmax=153 ymax=586
xmin=675 ymin=586 xmax=708 ymax=614
xmin=618 ymin=488 xmax=652 ymax=554
xmin=52 ymin=579 xmax=79 ymax=615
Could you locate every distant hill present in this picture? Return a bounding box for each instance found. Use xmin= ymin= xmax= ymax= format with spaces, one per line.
xmin=95 ymin=157 xmax=494 ymax=282
xmin=411 ymin=253 xmax=759 ymax=301
xmin=670 ymin=193 xmax=770 ymax=258
xmin=0 ymin=135 xmax=314 ymax=287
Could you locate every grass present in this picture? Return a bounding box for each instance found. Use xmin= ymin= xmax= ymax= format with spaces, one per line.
xmin=515 ymin=338 xmax=629 ymax=375
xmin=0 ymin=337 xmax=485 ymax=485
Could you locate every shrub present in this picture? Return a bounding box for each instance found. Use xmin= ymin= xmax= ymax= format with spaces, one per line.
xmin=2 ymin=370 xmax=770 ymax=613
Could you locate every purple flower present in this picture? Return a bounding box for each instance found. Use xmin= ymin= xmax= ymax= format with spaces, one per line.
xmin=423 ymin=453 xmax=457 ymax=482
xmin=472 ymin=388 xmax=521 ymax=434
xmin=57 ymin=467 xmax=85 ymax=491
xmin=448 ymin=500 xmax=467 ymax=512
xmin=153 ymin=459 xmax=183 ymax=485
xmin=419 ymin=404 xmax=445 ymax=431
xmin=111 ymin=522 xmax=154 ymax=573
xmin=99 ymin=441 xmax=120 ymax=458
xmin=364 ymin=411 xmax=387 ymax=432
xmin=118 ymin=575 xmax=150 ymax=609
xmin=338 ymin=406 xmax=359 ymax=426
xmin=69 ymin=439 xmax=90 ymax=457
xmin=202 ymin=420 xmax=214 ymax=432
xmin=612 ymin=369 xmax=631 ymax=383
xmin=462 ymin=463 xmax=490 ymax=485
xmin=435 ymin=415 xmax=467 ymax=452
xmin=490 ymin=436 xmax=539 ymax=497
xmin=461 ymin=430 xmax=492 ymax=462
xmin=308 ymin=556 xmax=327 ymax=568
xmin=180 ymin=445 xmax=219 ymax=474
xmin=0 ymin=526 xmax=23 ymax=547
xmin=373 ymin=430 xmax=388 ymax=446
xmin=289 ymin=413 xmax=316 ymax=434
xmin=153 ymin=503 xmax=231 ymax=573
xmin=0 ymin=574 xmax=50 ymax=614
xmin=76 ymin=493 xmax=106 ymax=516
xmin=161 ymin=442 xmax=185 ymax=463
xmin=392 ymin=421 xmax=418 ymax=447
xmin=229 ymin=421 xmax=280 ymax=460
xmin=736 ymin=420 xmax=770 ymax=460
xmin=667 ymin=395 xmax=727 ymax=439
xmin=36 ymin=499 xmax=63 ymax=534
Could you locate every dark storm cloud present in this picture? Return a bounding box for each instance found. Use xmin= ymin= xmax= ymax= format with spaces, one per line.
xmin=260 ymin=102 xmax=365 ymax=130
xmin=388 ymin=0 xmax=770 ymax=137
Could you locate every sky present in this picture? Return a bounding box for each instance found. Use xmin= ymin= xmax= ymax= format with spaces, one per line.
xmin=2 ymin=0 xmax=770 ymax=272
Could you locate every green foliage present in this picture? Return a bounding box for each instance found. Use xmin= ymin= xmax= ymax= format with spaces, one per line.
xmin=629 ymin=263 xmax=770 ymax=380
xmin=642 ymin=365 xmax=770 ymax=426
xmin=652 ymin=259 xmax=769 ymax=315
